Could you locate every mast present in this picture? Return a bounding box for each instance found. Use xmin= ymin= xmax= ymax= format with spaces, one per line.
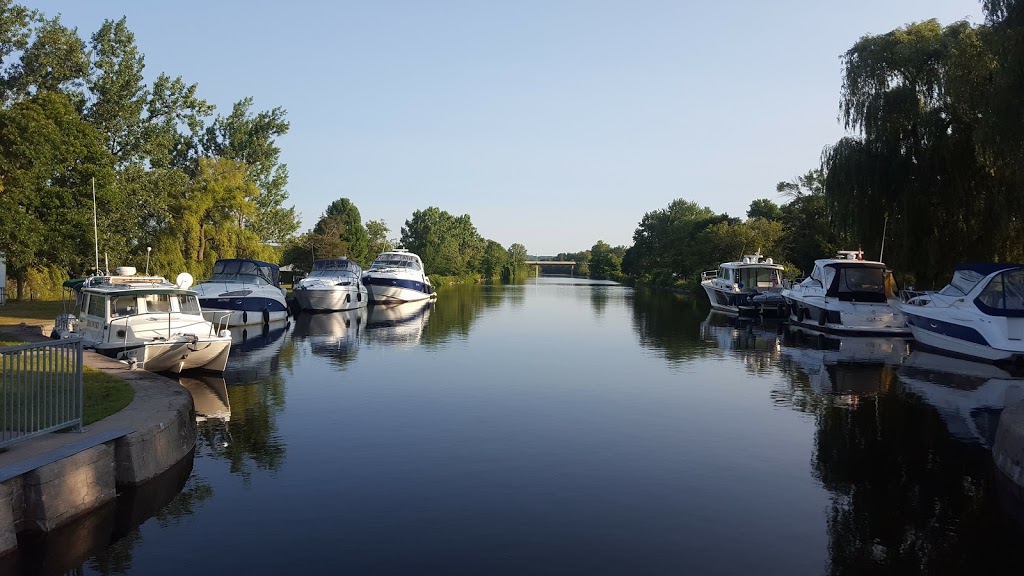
xmin=879 ymin=215 xmax=888 ymax=262
xmin=92 ymin=177 xmax=100 ymax=274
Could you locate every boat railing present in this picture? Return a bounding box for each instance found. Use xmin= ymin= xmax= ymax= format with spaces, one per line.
xmin=900 ymin=289 xmax=932 ymax=305
xmin=701 ymin=270 xmax=719 ymax=282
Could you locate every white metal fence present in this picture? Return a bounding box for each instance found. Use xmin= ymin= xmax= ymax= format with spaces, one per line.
xmin=0 ymin=338 xmax=83 ymax=448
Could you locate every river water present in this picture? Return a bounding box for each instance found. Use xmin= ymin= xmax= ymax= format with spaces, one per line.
xmin=10 ymin=278 xmax=1024 ymax=574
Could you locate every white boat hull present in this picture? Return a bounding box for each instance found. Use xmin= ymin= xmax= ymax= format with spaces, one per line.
xmin=100 ymin=337 xmax=232 ymax=373
xmin=906 ymin=321 xmax=1018 ymax=362
xmin=294 ymin=288 xmax=368 ymax=311
xmin=366 ymin=283 xmax=434 ymax=304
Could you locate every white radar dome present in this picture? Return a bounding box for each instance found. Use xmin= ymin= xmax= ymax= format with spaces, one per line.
xmin=116 ymin=266 xmax=136 ymax=276
xmin=175 ymin=272 xmax=194 ymax=290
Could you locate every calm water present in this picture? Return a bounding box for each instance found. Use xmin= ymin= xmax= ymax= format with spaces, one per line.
xmin=11 ymin=278 xmax=1024 ymax=575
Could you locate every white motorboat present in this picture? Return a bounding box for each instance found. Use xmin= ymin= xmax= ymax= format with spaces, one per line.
xmin=52 ymin=267 xmax=232 ymax=373
xmin=362 ymin=250 xmax=435 ymax=303
xmin=900 ymin=263 xmax=1024 ymax=363
xmin=782 ymin=250 xmax=908 ymax=336
xmin=293 ymin=258 xmax=368 ymax=311
xmin=700 ymin=253 xmax=786 ymax=315
xmin=192 ymin=259 xmax=289 ymax=326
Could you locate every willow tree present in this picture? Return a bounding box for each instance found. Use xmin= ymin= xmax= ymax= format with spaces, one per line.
xmin=823 ymin=19 xmax=1012 ymax=285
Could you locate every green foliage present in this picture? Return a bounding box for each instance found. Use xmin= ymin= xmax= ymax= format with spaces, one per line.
xmin=316 ymin=198 xmax=368 ymax=264
xmin=501 ymin=242 xmax=528 ymax=281
xmin=480 ymin=239 xmax=508 ymax=279
xmin=589 ymin=240 xmax=624 ymax=280
xmin=401 ymin=207 xmax=484 ymax=276
xmin=365 ymin=219 xmax=392 ymax=260
xmin=747 ymin=198 xmax=781 ymax=221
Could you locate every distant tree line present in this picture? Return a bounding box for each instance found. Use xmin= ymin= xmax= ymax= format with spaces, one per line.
xmin=619 ymin=0 xmax=1024 ymax=289
xmin=0 ymin=4 xmax=298 ymax=298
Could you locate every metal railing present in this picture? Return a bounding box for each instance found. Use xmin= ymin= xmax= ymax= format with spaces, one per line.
xmin=0 ymin=286 xmax=5 ymax=305
xmin=0 ymin=338 xmax=84 ymax=448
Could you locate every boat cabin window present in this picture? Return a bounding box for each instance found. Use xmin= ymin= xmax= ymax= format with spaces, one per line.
xmin=210 ymin=260 xmax=279 ymax=286
xmin=143 ymin=294 xmax=171 ymax=313
xmin=371 ymin=254 xmax=422 ymax=272
xmin=86 ymin=294 xmax=106 ymax=318
xmin=736 ymin=267 xmax=780 ymax=290
xmin=111 ymin=295 xmax=137 ymax=317
xmin=179 ymin=295 xmax=202 ymax=316
xmin=828 ymin=265 xmax=887 ymax=303
xmin=311 ymin=260 xmax=361 ymax=276
xmin=976 ymin=269 xmax=1024 ymax=315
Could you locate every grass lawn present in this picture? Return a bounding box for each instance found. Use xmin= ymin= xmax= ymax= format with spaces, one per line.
xmin=83 ymin=366 xmax=135 ymax=425
xmin=0 ymin=299 xmax=63 ymax=327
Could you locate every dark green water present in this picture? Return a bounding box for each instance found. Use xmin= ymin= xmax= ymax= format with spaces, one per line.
xmin=10 ymin=278 xmax=1024 ymax=575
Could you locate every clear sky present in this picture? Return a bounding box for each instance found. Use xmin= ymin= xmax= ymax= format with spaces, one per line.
xmin=34 ymin=0 xmax=983 ymax=255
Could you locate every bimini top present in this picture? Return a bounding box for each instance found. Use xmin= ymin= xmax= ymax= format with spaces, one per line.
xmin=208 ymin=259 xmax=280 ymax=287
xmin=310 ymin=258 xmax=362 ymax=275
xmin=806 ymin=259 xmax=888 ymax=303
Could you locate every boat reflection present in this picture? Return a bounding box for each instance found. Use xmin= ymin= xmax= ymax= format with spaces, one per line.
xmin=699 ymin=310 xmax=782 ymax=373
xmin=780 ymin=327 xmax=909 ymax=404
xmin=179 ymin=375 xmax=231 ymax=422
xmin=224 ymin=320 xmax=290 ymax=383
xmin=899 ymin=351 xmax=1024 ymax=447
xmin=292 ymin=308 xmax=366 ymax=365
xmin=365 ymin=300 xmax=432 ymax=347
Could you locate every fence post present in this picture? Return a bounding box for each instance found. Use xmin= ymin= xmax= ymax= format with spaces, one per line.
xmin=76 ymin=338 xmax=84 ymax=432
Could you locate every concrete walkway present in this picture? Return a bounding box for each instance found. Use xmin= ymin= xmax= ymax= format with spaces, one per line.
xmin=0 ymin=324 xmax=197 ymax=556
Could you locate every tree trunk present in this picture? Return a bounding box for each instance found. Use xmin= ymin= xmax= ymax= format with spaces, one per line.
xmin=16 ymin=275 xmax=24 ymax=301
xmin=198 ymin=224 xmax=206 ymax=263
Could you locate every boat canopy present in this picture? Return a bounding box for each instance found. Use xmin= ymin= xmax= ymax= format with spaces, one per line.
xmin=209 ymin=259 xmax=280 ymax=286
xmin=311 ymin=258 xmax=362 ymax=275
xmin=974 ymin=266 xmax=1024 ymax=317
xmin=810 ymin=261 xmax=887 ymax=302
xmin=370 ymin=252 xmax=423 ymax=271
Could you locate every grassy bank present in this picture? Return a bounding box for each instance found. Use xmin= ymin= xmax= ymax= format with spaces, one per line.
xmin=0 ymin=300 xmax=63 ymax=327
xmin=83 ymin=366 xmax=135 ymax=425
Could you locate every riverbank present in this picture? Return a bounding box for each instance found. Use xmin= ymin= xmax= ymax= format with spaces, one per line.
xmin=0 ymin=341 xmax=196 ymax=557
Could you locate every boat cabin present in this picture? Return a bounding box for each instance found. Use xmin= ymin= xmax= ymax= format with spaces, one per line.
xmin=706 ymin=255 xmax=784 ymax=292
xmin=806 ymin=259 xmax=889 ymax=303
xmin=309 ymin=258 xmax=363 ymax=277
xmin=61 ymin=274 xmax=203 ymax=335
xmin=369 ymin=251 xmax=424 ymax=272
xmin=944 ymin=264 xmax=1024 ymax=317
xmin=208 ymin=259 xmax=281 ymax=287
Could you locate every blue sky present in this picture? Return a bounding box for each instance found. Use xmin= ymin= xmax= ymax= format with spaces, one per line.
xmin=35 ymin=0 xmax=983 ymax=255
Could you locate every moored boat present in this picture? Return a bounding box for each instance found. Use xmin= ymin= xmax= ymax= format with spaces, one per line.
xmin=362 ymin=249 xmax=435 ymax=304
xmin=192 ymin=259 xmax=289 ymax=326
xmin=293 ymin=258 xmax=368 ymax=311
xmin=700 ymin=254 xmax=786 ymax=315
xmin=900 ymin=263 xmax=1024 ymax=363
xmin=52 ymin=267 xmax=232 ymax=372
xmin=782 ymin=251 xmax=908 ymax=336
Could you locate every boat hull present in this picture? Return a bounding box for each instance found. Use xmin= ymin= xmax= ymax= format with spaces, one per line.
xmin=293 ymin=287 xmax=368 ymax=311
xmin=784 ymin=296 xmax=910 ymax=336
xmin=363 ymin=276 xmax=434 ymax=303
xmin=97 ymin=337 xmax=232 ymax=373
xmin=905 ymin=314 xmax=1021 ymax=362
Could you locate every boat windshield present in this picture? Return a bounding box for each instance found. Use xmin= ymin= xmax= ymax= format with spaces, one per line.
xmin=827 ymin=265 xmax=887 ymax=302
xmin=310 ymin=259 xmax=361 ymax=277
xmin=975 ymin=268 xmax=1024 ymax=316
xmin=370 ymin=254 xmax=422 ymax=272
xmin=939 ymin=268 xmax=987 ymax=296
xmin=209 ymin=260 xmax=279 ymax=286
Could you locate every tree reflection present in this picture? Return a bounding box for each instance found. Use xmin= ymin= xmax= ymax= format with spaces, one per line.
xmin=628 ymin=289 xmax=716 ymax=364
xmin=421 ymin=285 xmax=504 ymax=345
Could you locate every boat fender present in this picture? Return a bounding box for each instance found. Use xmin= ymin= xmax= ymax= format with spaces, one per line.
xmin=242 ymin=311 xmax=248 ymax=324
xmin=819 ymin=310 xmax=827 ymax=326
xmin=345 ymin=293 xmax=351 ymax=303
xmin=263 ymin=308 xmax=270 ymax=325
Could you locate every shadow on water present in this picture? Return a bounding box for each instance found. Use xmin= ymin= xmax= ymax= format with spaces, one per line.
xmin=628 ymin=289 xmax=718 ymax=364
xmin=4 ymin=449 xmax=207 ymax=576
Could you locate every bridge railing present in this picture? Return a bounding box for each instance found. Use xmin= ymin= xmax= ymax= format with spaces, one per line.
xmin=0 ymin=338 xmax=84 ymax=448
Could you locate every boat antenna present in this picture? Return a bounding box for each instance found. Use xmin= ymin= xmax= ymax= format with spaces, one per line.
xmin=879 ymin=214 xmax=888 ymax=262
xmin=92 ymin=177 xmax=100 ymax=274
xmin=145 ymin=246 xmax=152 ymax=275
xmin=104 ymin=252 xmax=109 ymax=275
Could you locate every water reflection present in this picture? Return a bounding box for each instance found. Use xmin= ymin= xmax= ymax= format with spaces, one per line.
xmin=292 ymin=308 xmax=366 ymax=367
xmin=5 ymin=450 xmax=203 ymax=576
xmin=367 ymin=300 xmax=433 ymax=346
xmin=224 ymin=320 xmax=291 ymax=383
xmin=699 ymin=310 xmax=782 ymax=374
xmin=629 ymin=289 xmax=716 ymax=363
xmin=179 ymin=376 xmax=231 ymax=422
xmin=899 ymin=351 xmax=1024 ymax=447
xmin=779 ymin=328 xmax=909 ymax=405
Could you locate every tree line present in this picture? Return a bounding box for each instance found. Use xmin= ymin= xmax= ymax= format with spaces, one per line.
xmin=617 ymin=0 xmax=1024 ymax=289
xmin=0 ymin=3 xmax=298 ymax=298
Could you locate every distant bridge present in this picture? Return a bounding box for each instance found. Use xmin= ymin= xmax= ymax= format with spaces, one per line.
xmin=524 ymin=261 xmax=577 ymax=276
